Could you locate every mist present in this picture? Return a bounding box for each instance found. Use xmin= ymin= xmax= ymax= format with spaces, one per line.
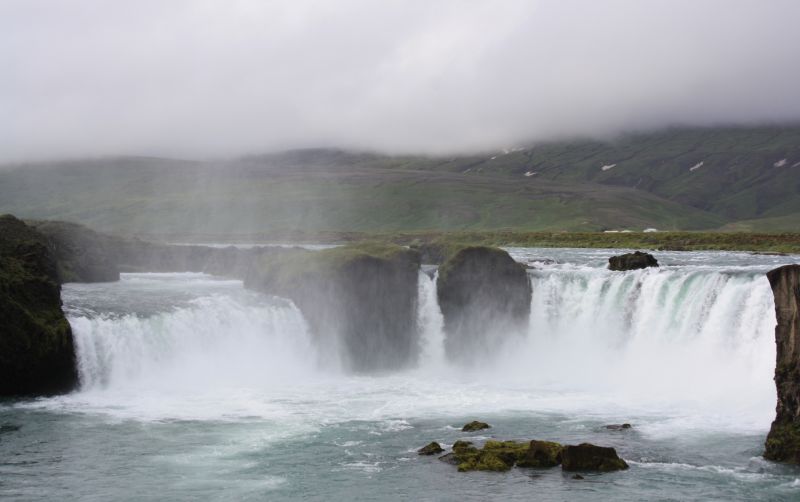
xmin=2 ymin=0 xmax=800 ymax=162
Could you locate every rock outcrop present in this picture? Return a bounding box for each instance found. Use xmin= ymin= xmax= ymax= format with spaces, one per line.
xmin=561 ymin=443 xmax=629 ymax=472
xmin=0 ymin=215 xmax=78 ymax=396
xmin=433 ymin=438 xmax=626 ymax=473
xmin=461 ymin=420 xmax=491 ymax=432
xmin=30 ymin=220 xmax=121 ymax=282
xmin=608 ymin=251 xmax=659 ymax=271
xmin=246 ymin=243 xmax=422 ymax=372
xmin=517 ymin=440 xmax=564 ymax=468
xmin=436 ymin=246 xmax=531 ymax=362
xmin=418 ymin=442 xmax=444 ymax=455
xmin=764 ymin=264 xmax=800 ymax=463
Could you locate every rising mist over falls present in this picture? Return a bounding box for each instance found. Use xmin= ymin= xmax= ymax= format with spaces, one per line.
xmin=62 ymin=251 xmax=780 ymax=428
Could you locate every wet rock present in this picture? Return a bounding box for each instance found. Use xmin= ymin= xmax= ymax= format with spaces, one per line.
xmin=438 ymin=452 xmax=458 ymax=465
xmin=462 ymin=421 xmax=491 ymax=432
xmin=0 ymin=215 xmax=78 ymax=396
xmin=517 ymin=440 xmax=564 ymax=468
xmin=418 ymin=442 xmax=444 ymax=455
xmin=247 ymin=243 xmax=422 ymax=372
xmin=608 ymin=251 xmax=658 ymax=271
xmin=455 ymin=440 xmax=528 ymax=472
xmin=764 ymin=264 xmax=800 ymax=464
xmin=561 ymin=443 xmax=629 ymax=472
xmin=437 ymin=246 xmax=531 ymax=362
xmin=572 ymin=474 xmax=584 ymax=480
xmin=604 ymin=423 xmax=632 ymax=431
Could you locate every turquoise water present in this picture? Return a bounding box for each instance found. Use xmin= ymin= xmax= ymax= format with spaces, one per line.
xmin=2 ymin=249 xmax=800 ymax=500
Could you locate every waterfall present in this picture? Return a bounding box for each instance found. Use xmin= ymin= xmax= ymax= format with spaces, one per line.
xmin=488 ymin=266 xmax=777 ymax=416
xmin=64 ymin=265 xmax=777 ymax=424
xmin=67 ymin=275 xmax=316 ymax=392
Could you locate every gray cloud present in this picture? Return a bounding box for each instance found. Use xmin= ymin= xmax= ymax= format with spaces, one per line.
xmin=2 ymin=0 xmax=799 ymax=161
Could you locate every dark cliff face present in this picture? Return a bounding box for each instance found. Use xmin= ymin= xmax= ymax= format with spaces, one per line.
xmin=436 ymin=246 xmax=531 ymax=363
xmin=246 ymin=244 xmax=422 ymax=372
xmin=608 ymin=251 xmax=659 ymax=271
xmin=765 ymin=264 xmax=800 ymax=463
xmin=30 ymin=220 xmax=122 ymax=282
xmin=0 ymin=215 xmax=78 ymax=396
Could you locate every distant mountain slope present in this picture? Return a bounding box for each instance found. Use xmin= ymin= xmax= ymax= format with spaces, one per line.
xmin=0 ymin=125 xmax=798 ymax=236
xmin=381 ymin=125 xmax=800 ymax=223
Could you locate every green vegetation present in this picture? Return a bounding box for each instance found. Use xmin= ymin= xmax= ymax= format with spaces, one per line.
xmin=0 ymin=215 xmax=77 ymax=396
xmin=387 ymin=230 xmax=800 ymax=254
xmin=764 ymin=422 xmax=800 ymax=464
xmin=2 ymin=125 xmax=799 ymax=238
xmin=461 ymin=420 xmax=492 ymax=432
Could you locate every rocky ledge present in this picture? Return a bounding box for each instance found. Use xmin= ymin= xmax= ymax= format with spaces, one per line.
xmin=433 ymin=439 xmax=628 ymax=473
xmin=0 ymin=215 xmax=78 ymax=396
xmin=764 ymin=264 xmax=800 ymax=463
xmin=436 ymin=246 xmax=531 ymax=362
xmin=245 ymin=243 xmax=421 ymax=372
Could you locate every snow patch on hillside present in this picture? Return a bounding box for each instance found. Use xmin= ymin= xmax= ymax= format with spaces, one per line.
xmin=689 ymin=161 xmax=704 ymax=172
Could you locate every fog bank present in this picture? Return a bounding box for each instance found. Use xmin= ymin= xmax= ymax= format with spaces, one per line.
xmin=2 ymin=0 xmax=799 ymax=161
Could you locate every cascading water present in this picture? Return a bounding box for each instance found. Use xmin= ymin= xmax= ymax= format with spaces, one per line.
xmin=505 ymin=266 xmax=777 ymax=426
xmin=63 ymin=274 xmax=318 ymax=405
xmin=6 ymin=250 xmax=800 ymax=501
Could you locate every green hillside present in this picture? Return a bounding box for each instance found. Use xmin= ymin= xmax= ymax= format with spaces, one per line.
xmin=0 ymin=125 xmax=798 ymax=237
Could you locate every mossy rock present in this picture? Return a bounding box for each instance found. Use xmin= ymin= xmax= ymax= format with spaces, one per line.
xmin=0 ymin=214 xmax=78 ymax=396
xmin=451 ymin=440 xmax=531 ymax=472
xmin=561 ymin=443 xmax=629 ymax=472
xmin=462 ymin=420 xmax=491 ymax=432
xmin=765 ymin=421 xmax=800 ymax=463
xmin=418 ymin=442 xmax=444 ymax=455
xmin=517 ymin=440 xmax=564 ymax=468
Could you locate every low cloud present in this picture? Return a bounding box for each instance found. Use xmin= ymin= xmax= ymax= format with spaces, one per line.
xmin=2 ymin=0 xmax=799 ymax=161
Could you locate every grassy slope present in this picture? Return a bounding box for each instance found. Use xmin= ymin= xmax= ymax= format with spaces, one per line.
xmin=0 ymin=125 xmax=798 ymax=236
xmin=0 ymin=157 xmax=724 ymax=236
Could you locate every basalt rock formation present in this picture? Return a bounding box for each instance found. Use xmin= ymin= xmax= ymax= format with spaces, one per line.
xmin=0 ymin=215 xmax=78 ymax=396
xmin=764 ymin=264 xmax=800 ymax=463
xmin=436 ymin=246 xmax=531 ymax=362
xmin=434 ymin=439 xmax=625 ymax=473
xmin=561 ymin=443 xmax=629 ymax=472
xmin=246 ymin=243 xmax=422 ymax=372
xmin=608 ymin=251 xmax=659 ymax=271
xmin=461 ymin=420 xmax=491 ymax=432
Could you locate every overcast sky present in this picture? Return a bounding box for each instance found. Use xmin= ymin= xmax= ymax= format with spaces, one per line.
xmin=2 ymin=0 xmax=799 ymax=161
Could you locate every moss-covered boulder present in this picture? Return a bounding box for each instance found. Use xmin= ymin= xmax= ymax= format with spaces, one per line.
xmin=764 ymin=264 xmax=800 ymax=463
xmin=561 ymin=443 xmax=629 ymax=472
xmin=461 ymin=420 xmax=491 ymax=432
xmin=439 ymin=439 xmax=564 ymax=472
xmin=608 ymin=251 xmax=658 ymax=271
xmin=432 ymin=438 xmax=628 ymax=474
xmin=418 ymin=442 xmax=444 ymax=455
xmin=246 ymin=243 xmax=421 ymax=372
xmin=453 ymin=440 xmax=528 ymax=472
xmin=517 ymin=440 xmax=564 ymax=468
xmin=0 ymin=215 xmax=78 ymax=396
xmin=436 ymin=246 xmax=531 ymax=362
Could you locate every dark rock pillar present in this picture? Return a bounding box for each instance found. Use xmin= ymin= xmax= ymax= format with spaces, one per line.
xmin=436 ymin=246 xmax=531 ymax=362
xmin=765 ymin=264 xmax=800 ymax=463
